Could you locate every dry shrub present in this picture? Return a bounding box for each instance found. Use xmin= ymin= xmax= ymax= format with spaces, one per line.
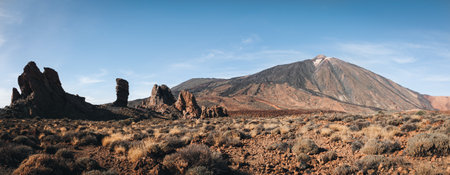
xmin=266 ymin=142 xmax=290 ymax=152
xmin=296 ymin=153 xmax=310 ymax=162
xmin=127 ymin=138 xmax=168 ymax=163
xmin=63 ymin=131 xmax=103 ymax=146
xmin=0 ymin=143 xmax=34 ymax=167
xmin=279 ymin=125 xmax=292 ymax=135
xmin=109 ymin=140 xmax=130 ymax=153
xmin=114 ymin=146 xmax=127 ymax=155
xmin=162 ymin=144 xmax=230 ymax=175
xmin=12 ymin=135 xmax=36 ymax=148
xmin=320 ymin=128 xmax=333 ymax=137
xmin=360 ymin=139 xmax=401 ymax=155
xmin=101 ymin=133 xmax=132 ymax=147
xmin=292 ymin=138 xmax=320 ymax=155
xmin=321 ymin=151 xmax=337 ymax=163
xmin=185 ymin=166 xmax=214 ymax=175
xmin=12 ymin=154 xmax=72 ymax=175
xmin=358 ymin=125 xmax=399 ymax=139
xmin=169 ymin=126 xmax=186 ymax=136
xmin=213 ymin=131 xmax=242 ymax=147
xmin=405 ymin=133 xmax=449 ymax=157
xmin=333 ymin=164 xmax=358 ymax=175
xmin=40 ymin=134 xmax=62 ymax=145
xmin=159 ymin=137 xmax=187 ymax=153
xmin=356 ymin=155 xmax=405 ymax=174
xmin=401 ymin=123 xmax=417 ymax=132
xmin=55 ymin=148 xmax=74 ymax=159
xmin=415 ymin=163 xmax=443 ymax=175
xmin=74 ymin=157 xmax=101 ymax=173
xmin=351 ymin=140 xmax=364 ymax=152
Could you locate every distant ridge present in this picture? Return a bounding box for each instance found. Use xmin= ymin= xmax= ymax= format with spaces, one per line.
xmin=170 ymin=55 xmax=441 ymax=112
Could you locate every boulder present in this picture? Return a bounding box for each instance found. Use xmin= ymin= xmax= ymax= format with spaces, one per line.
xmin=175 ymin=90 xmax=201 ymax=119
xmin=141 ymin=84 xmax=176 ymax=113
xmin=112 ymin=78 xmax=129 ymax=107
xmin=200 ymin=105 xmax=228 ymax=118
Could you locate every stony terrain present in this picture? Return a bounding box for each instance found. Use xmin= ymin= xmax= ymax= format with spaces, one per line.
xmin=0 ymin=110 xmax=448 ymax=174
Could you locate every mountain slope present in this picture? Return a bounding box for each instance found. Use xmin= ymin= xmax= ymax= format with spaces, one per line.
xmin=172 ymin=55 xmax=434 ymax=112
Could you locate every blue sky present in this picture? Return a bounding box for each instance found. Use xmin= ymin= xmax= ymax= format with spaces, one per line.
xmin=0 ymin=0 xmax=449 ymax=107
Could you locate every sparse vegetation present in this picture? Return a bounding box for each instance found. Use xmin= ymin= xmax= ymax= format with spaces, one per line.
xmin=405 ymin=133 xmax=449 ymax=157
xmin=0 ymin=112 xmax=448 ymax=174
xmin=292 ymin=138 xmax=320 ymax=155
xmin=162 ymin=144 xmax=230 ymax=175
xmin=12 ymin=154 xmax=72 ymax=175
xmin=360 ymin=139 xmax=401 ymax=155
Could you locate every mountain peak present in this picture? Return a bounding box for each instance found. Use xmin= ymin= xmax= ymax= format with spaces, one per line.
xmin=312 ymin=54 xmax=333 ymax=67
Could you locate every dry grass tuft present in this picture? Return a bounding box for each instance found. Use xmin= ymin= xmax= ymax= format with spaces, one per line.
xmin=101 ymin=133 xmax=132 ymax=147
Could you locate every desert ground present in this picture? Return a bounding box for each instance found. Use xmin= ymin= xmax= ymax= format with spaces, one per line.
xmin=0 ymin=110 xmax=448 ymax=175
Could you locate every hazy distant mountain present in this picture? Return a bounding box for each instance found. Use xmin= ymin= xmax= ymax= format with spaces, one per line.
xmin=172 ymin=55 xmax=436 ymax=112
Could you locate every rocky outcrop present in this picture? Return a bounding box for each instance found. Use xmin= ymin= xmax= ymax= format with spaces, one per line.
xmin=200 ymin=105 xmax=228 ymax=118
xmin=2 ymin=61 xmax=126 ymax=120
xmin=141 ymin=84 xmax=176 ymax=113
xmin=175 ymin=90 xmax=201 ymax=119
xmin=138 ymin=85 xmax=228 ymax=119
xmin=11 ymin=88 xmax=20 ymax=105
xmin=113 ymin=78 xmax=129 ymax=107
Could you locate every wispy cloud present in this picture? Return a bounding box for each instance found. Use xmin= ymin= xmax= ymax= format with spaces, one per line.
xmin=79 ymin=77 xmax=104 ymax=84
xmin=241 ymin=34 xmax=261 ymax=44
xmin=423 ymin=75 xmax=450 ymax=82
xmin=169 ymin=63 xmax=195 ymax=69
xmin=77 ymin=69 xmax=108 ymax=85
xmin=336 ymin=42 xmax=426 ymax=65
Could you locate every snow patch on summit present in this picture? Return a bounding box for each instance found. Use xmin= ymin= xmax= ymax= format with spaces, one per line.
xmin=313 ymin=55 xmax=331 ymax=67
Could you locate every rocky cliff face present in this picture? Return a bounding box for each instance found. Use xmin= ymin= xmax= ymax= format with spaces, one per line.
xmin=172 ymin=55 xmax=435 ymax=112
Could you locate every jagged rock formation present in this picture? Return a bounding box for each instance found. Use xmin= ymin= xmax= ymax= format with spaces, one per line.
xmin=175 ymin=90 xmax=202 ymax=119
xmin=172 ymin=55 xmax=436 ymax=112
xmin=11 ymin=88 xmax=20 ymax=105
xmin=141 ymin=84 xmax=176 ymax=113
xmin=138 ymin=84 xmax=227 ymax=119
xmin=1 ymin=62 xmax=127 ymax=120
xmin=201 ymin=105 xmax=228 ymax=118
xmin=113 ymin=78 xmax=129 ymax=107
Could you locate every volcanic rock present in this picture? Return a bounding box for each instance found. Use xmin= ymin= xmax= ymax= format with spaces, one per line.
xmin=113 ymin=78 xmax=129 ymax=107
xmin=200 ymin=105 xmax=228 ymax=118
xmin=141 ymin=84 xmax=176 ymax=113
xmin=2 ymin=61 xmax=126 ymax=120
xmin=175 ymin=90 xmax=201 ymax=119
xmin=11 ymin=88 xmax=20 ymax=105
